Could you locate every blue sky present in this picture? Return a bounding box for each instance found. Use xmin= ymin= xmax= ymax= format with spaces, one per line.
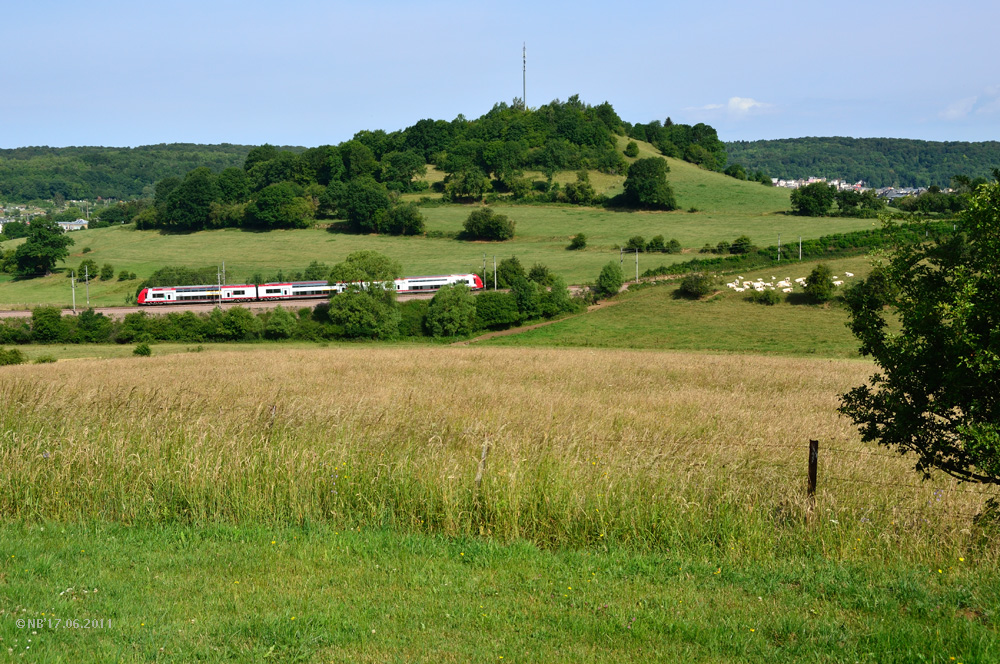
xmin=2 ymin=0 xmax=996 ymax=148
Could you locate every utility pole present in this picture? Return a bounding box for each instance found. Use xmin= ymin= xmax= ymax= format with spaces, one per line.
xmin=799 ymin=236 xmax=802 ymax=261
xmin=634 ymin=249 xmax=639 ymax=282
xmin=217 ymin=268 xmax=222 ymax=307
xmin=71 ymin=271 xmax=76 ymax=314
xmin=222 ymin=261 xmax=226 ymax=285
xmin=493 ymin=256 xmax=497 ymax=290
xmin=777 ymin=234 xmax=781 ymax=262
xmin=85 ymin=265 xmax=90 ymax=307
xmin=483 ymin=253 xmax=487 ymax=286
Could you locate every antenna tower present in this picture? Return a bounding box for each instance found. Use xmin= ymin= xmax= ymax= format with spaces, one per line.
xmin=522 ymin=43 xmax=526 ymax=109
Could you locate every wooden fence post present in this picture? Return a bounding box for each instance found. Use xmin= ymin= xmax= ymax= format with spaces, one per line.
xmin=807 ymin=439 xmax=819 ymax=511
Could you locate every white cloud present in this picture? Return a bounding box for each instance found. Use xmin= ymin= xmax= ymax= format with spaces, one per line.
xmin=940 ymin=96 xmax=978 ymax=120
xmin=726 ymin=97 xmax=770 ymax=114
xmin=685 ymin=97 xmax=771 ymax=116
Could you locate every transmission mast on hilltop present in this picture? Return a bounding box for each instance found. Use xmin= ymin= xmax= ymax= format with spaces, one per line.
xmin=522 ymin=43 xmax=526 ymax=110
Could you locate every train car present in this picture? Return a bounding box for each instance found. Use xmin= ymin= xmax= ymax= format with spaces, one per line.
xmin=138 ymin=284 xmax=257 ymax=305
xmin=393 ymin=274 xmax=483 ymax=293
xmin=255 ymin=281 xmax=341 ymax=301
xmin=137 ymin=274 xmax=483 ymax=306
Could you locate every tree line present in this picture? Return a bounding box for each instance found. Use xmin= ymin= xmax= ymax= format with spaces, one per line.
xmin=725 ymin=137 xmax=1000 ymax=188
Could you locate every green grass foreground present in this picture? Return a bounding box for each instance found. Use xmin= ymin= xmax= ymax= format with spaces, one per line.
xmin=2 ymin=523 xmax=995 ymax=663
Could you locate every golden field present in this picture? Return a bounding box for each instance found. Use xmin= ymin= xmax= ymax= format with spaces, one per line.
xmin=2 ymin=345 xmax=997 ymax=562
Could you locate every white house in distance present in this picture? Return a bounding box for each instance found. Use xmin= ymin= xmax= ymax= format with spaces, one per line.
xmin=57 ymin=219 xmax=89 ymax=231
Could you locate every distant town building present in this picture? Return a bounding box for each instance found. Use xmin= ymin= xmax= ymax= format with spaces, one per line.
xmin=57 ymin=219 xmax=89 ymax=231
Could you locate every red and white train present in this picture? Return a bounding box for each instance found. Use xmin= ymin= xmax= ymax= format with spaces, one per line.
xmin=137 ymin=274 xmax=484 ymax=305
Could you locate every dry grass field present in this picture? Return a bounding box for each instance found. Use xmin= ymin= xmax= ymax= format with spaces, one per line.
xmin=3 ymin=345 xmax=996 ymax=563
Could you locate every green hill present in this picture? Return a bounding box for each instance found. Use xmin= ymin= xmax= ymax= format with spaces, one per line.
xmin=725 ymin=136 xmax=1000 ymax=188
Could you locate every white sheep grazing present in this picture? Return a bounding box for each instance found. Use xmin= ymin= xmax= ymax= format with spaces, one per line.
xmin=734 ymin=287 xmax=745 ymax=292
xmin=794 ymin=277 xmax=805 ymax=283
xmin=833 ymin=280 xmax=844 ymax=286
xmin=844 ymin=271 xmax=854 ymax=277
xmin=782 ymin=288 xmax=793 ymax=293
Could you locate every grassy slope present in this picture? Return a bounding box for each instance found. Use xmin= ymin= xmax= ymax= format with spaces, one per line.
xmin=0 ymin=138 xmax=879 ymax=308
xmin=483 ymin=255 xmax=876 ymax=357
xmin=2 ymin=523 xmax=994 ymax=663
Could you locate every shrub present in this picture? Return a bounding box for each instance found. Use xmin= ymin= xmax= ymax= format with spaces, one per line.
xmin=567 ymin=233 xmax=587 ymax=251
xmin=596 ymin=261 xmax=624 ymax=297
xmin=30 ymin=307 xmax=69 ymax=343
xmin=730 ymin=235 xmax=755 ymax=254
xmin=624 ymin=236 xmax=646 ymax=253
xmin=462 ymin=207 xmax=515 ymax=241
xmin=263 ymin=306 xmax=296 ymax=340
xmin=748 ymin=289 xmax=781 ymax=305
xmin=100 ymin=263 xmax=114 ymax=280
xmin=0 ymin=348 xmax=25 ymax=366
xmin=474 ymin=291 xmax=519 ymax=329
xmin=511 ymin=277 xmax=542 ymax=322
xmin=133 ymin=342 xmax=152 ymax=357
xmin=426 ymin=284 xmax=476 ymax=337
xmin=678 ymin=273 xmax=714 ymax=299
xmin=666 ymin=238 xmax=682 ymax=254
xmin=397 ymin=300 xmax=429 ymax=337
xmin=646 ymin=235 xmax=666 ymax=253
xmin=624 ymin=141 xmax=639 ymax=158
xmin=33 ymin=355 xmax=57 ymax=364
xmin=716 ymin=241 xmax=729 ymax=254
xmin=82 ymin=247 xmax=92 ymax=254
xmin=495 ymin=256 xmax=526 ymax=289
xmin=118 ymin=270 xmax=131 ymax=281
xmin=527 ymin=263 xmax=554 ymax=286
xmin=804 ymin=264 xmax=835 ymax=303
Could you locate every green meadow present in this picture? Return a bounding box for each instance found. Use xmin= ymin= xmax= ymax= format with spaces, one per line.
xmin=0 ymin=150 xmax=879 ymax=308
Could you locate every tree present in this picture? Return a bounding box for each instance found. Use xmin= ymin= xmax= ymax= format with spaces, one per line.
xmin=474 ymin=291 xmax=519 ymax=329
xmin=495 ymin=256 xmax=526 ymax=289
xmin=730 ymin=235 xmax=755 ymax=255
xmin=624 ymin=141 xmax=639 ymax=158
xmin=624 ymin=236 xmax=646 ymax=252
xmin=804 ymin=263 xmax=835 ymax=303
xmin=596 ymin=261 xmax=624 ymax=297
xmin=840 ymin=183 xmax=1000 ymax=485
xmin=426 ymin=283 xmax=476 ymax=337
xmin=99 ymin=263 xmax=114 ymax=280
xmin=622 ymin=158 xmax=677 ymax=210
xmin=341 ymin=177 xmax=392 ymax=233
xmin=563 ymin=170 xmax=595 ymax=205
xmin=567 ymin=233 xmax=587 ymax=250
xmin=382 ymin=203 xmax=425 ymax=236
xmin=245 ymin=182 xmax=313 ymax=229
xmin=329 ymin=250 xmax=402 ymax=285
xmin=462 ymin=207 xmax=515 ymax=241
xmin=263 ymin=306 xmax=297 ymax=340
xmin=14 ymin=220 xmax=74 ymax=278
xmin=790 ymin=182 xmax=837 ymax=216
xmin=444 ymin=167 xmax=492 ymax=202
xmin=30 ymin=306 xmax=69 ymax=343
xmin=510 ymin=276 xmax=542 ymax=321
xmin=328 ymin=289 xmax=399 ymax=339
xmin=164 ymin=167 xmax=220 ymax=231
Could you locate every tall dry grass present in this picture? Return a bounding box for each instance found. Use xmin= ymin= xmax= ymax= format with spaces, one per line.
xmin=1 ymin=346 xmax=997 ymax=561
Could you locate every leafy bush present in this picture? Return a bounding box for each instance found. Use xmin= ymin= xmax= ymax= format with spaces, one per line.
xmin=567 ymin=233 xmax=587 ymax=250
xmin=666 ymin=238 xmax=682 ymax=254
xmin=462 ymin=207 xmax=515 ymax=241
xmin=474 ymin=291 xmax=519 ymax=329
xmin=133 ymin=342 xmax=152 ymax=357
xmin=804 ymin=264 xmax=835 ymax=303
xmin=624 ymin=141 xmax=639 ymax=158
xmin=34 ymin=355 xmax=57 ymax=364
xmin=624 ymin=236 xmax=646 ymax=252
xmin=100 ymin=263 xmax=114 ymax=280
xmin=748 ymin=289 xmax=781 ymax=305
xmin=426 ymin=284 xmax=476 ymax=337
xmin=0 ymin=347 xmax=25 ymax=366
xmin=397 ymin=300 xmax=429 ymax=337
xmin=118 ymin=270 xmax=131 ymax=281
xmin=678 ymin=273 xmax=714 ymax=299
xmin=82 ymin=247 xmax=92 ymax=254
xmin=596 ymin=261 xmax=624 ymax=297
xmin=495 ymin=256 xmax=526 ymax=289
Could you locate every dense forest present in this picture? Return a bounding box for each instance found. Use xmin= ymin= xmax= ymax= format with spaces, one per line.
xmin=725 ymin=137 xmax=1000 ymax=188
xmin=0 ymin=144 xmax=262 ymax=202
